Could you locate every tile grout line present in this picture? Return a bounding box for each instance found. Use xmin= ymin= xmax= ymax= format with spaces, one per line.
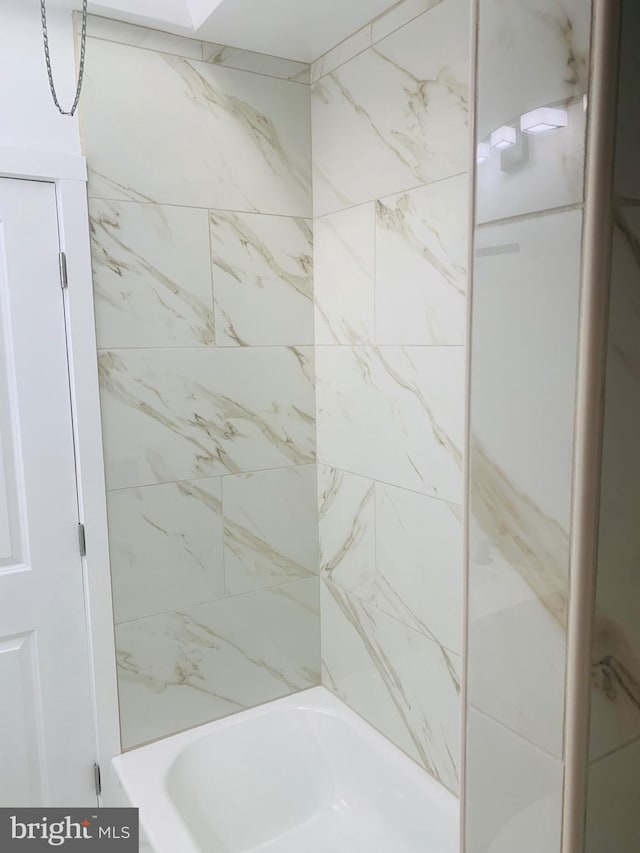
xmin=115 ymin=573 xmax=320 ymax=627
xmin=589 ymin=732 xmax=640 ymax=767
xmin=477 ymin=201 xmax=585 ymax=231
xmin=83 ymin=32 xmax=310 ymax=85
xmin=323 ymin=576 xmax=462 ymax=660
xmin=313 ymin=171 xmax=469 ymax=222
xmin=313 ymin=461 xmax=462 ymax=510
xmin=312 ymin=0 xmax=447 ymax=84
xmin=470 ymin=704 xmax=565 ymax=764
xmin=105 ymin=462 xmax=318 ymax=494
xmin=88 ymin=195 xmax=313 ymax=221
xmin=96 ymin=344 xmax=465 ymax=351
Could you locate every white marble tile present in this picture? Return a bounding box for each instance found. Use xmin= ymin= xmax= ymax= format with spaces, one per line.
xmin=372 ymin=0 xmax=444 ymax=43
xmin=586 ymin=739 xmax=640 ymax=853
xmin=465 ymin=709 xmax=563 ymax=853
xmin=117 ymin=577 xmax=320 ymax=748
xmin=375 ymin=174 xmax=468 ymax=345
xmin=476 ymin=100 xmax=587 ymax=224
xmin=98 ymin=346 xmax=315 ymax=490
xmin=108 ymin=478 xmax=224 ymax=623
xmin=475 ymin=0 xmax=590 ymax=221
xmin=317 ymin=465 xmax=375 ymax=600
xmin=311 ymin=0 xmax=470 ymax=216
xmin=223 ymin=465 xmax=318 ymax=596
xmin=82 ymin=14 xmax=202 ymax=59
xmin=81 ymin=38 xmax=311 ymax=216
xmin=209 ymin=211 xmax=313 ymax=346
xmin=316 ymin=346 xmax=464 ymax=501
xmin=89 ymin=199 xmax=214 ymax=348
xmin=472 ymin=210 xmax=582 ymax=532
xmin=589 ymin=208 xmax=640 ymax=760
xmin=467 ymin=539 xmax=567 ymax=760
xmin=314 ymin=204 xmax=375 ymax=345
xmin=202 ymin=42 xmax=309 ymax=83
xmin=468 ymin=210 xmax=582 ymax=757
xmin=310 ymin=26 xmax=372 ymax=84
xmin=375 ymin=484 xmax=462 ymax=654
xmin=321 ymin=581 xmax=460 ymax=792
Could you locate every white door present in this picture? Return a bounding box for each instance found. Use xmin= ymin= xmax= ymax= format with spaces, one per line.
xmin=0 ymin=178 xmax=97 ymax=806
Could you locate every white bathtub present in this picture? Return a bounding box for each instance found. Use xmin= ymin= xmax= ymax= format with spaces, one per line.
xmin=113 ymin=686 xmax=458 ymax=853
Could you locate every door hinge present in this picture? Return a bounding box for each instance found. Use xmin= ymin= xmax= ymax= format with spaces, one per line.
xmin=78 ymin=523 xmax=86 ymax=557
xmin=93 ymin=763 xmax=102 ymax=797
xmin=59 ymin=252 xmax=68 ymax=289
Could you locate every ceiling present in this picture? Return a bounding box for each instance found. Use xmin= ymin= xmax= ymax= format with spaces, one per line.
xmin=61 ymin=0 xmax=401 ymax=62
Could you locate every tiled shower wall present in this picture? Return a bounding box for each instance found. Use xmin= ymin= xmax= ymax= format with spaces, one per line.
xmin=465 ymin=0 xmax=592 ymax=850
xmin=79 ymin=0 xmax=472 ymax=782
xmin=78 ymin=16 xmax=319 ymax=749
xmin=311 ymin=0 xmax=470 ymax=794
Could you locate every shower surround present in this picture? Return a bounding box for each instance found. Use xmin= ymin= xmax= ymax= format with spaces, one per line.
xmin=78 ymin=0 xmax=470 ymax=793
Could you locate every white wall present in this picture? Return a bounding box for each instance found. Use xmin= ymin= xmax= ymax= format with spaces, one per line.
xmin=0 ymin=0 xmax=80 ymax=154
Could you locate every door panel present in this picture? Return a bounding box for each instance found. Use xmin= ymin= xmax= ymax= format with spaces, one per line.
xmin=0 ymin=178 xmax=96 ymax=806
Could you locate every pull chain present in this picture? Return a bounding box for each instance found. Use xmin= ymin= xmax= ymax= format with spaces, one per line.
xmin=40 ymin=0 xmax=88 ymax=116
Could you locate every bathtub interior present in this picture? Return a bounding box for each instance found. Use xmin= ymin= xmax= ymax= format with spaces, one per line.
xmin=163 ymin=690 xmax=457 ymax=853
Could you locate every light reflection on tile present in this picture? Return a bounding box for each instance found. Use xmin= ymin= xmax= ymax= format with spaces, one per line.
xmin=468 ymin=209 xmax=582 ymax=757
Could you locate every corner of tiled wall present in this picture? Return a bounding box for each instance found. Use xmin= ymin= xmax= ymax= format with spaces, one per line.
xmin=311 ymin=0 xmax=471 ymax=795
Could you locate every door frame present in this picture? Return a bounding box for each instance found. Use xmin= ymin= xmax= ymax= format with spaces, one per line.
xmin=0 ymin=147 xmax=121 ymax=805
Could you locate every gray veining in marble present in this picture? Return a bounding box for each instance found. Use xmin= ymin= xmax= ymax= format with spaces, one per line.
xmin=223 ymin=465 xmax=318 ymax=595
xmin=82 ymin=38 xmax=311 ymax=216
xmin=317 ymin=465 xmax=375 ymax=600
xmin=98 ymin=346 xmax=315 ymax=490
xmin=311 ymin=0 xmax=470 ymax=216
xmin=209 ymin=210 xmax=313 ymax=346
xmin=108 ymin=477 xmax=224 ymax=623
xmin=90 ymin=198 xmax=215 ymax=348
xmin=321 ymin=580 xmax=461 ymax=792
xmin=117 ymin=577 xmax=320 ymax=748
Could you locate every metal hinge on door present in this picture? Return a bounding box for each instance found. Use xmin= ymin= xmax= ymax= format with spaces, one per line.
xmin=78 ymin=523 xmax=86 ymax=557
xmin=93 ymin=763 xmax=102 ymax=797
xmin=59 ymin=252 xmax=68 ymax=289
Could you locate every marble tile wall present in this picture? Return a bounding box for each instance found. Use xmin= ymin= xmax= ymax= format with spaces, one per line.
xmin=312 ymin=0 xmax=470 ymax=795
xmin=584 ymin=204 xmax=640 ymax=853
xmin=585 ymin=3 xmax=640 ymax=847
xmin=465 ymin=0 xmax=592 ymax=849
xmin=78 ymin=16 xmax=319 ymax=749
